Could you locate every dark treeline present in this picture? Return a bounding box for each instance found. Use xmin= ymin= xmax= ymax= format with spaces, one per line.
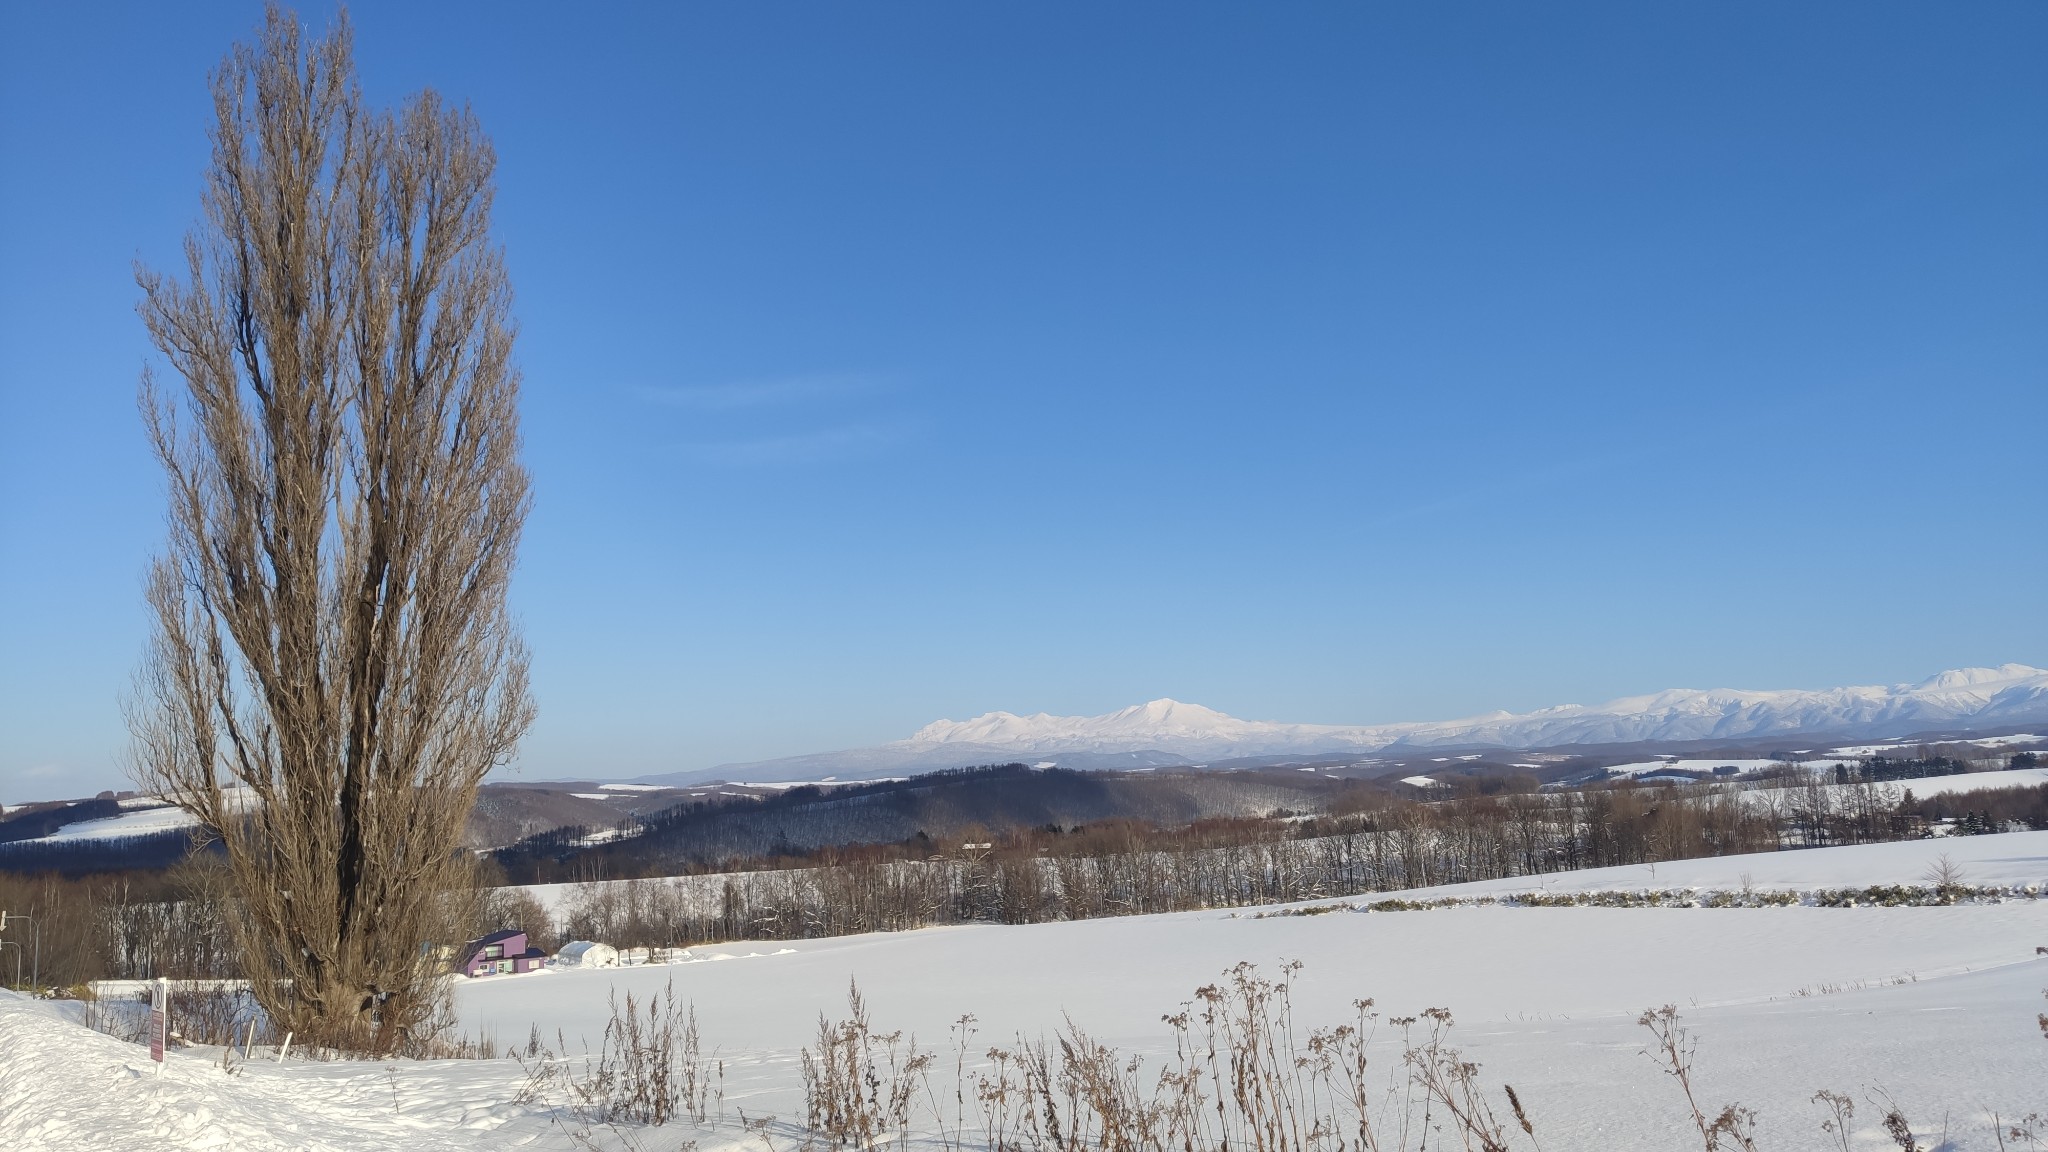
xmin=1902 ymin=781 xmax=2048 ymax=832
xmin=0 ymin=856 xmax=239 ymax=987
xmin=0 ymin=798 xmax=125 ymax=843
xmin=552 ymin=777 xmax=2048 ymax=950
xmin=0 ymin=830 xmax=209 ymax=875
xmin=5 ymin=769 xmax=2043 ymax=987
xmin=0 ymin=852 xmax=517 ymax=991
xmin=493 ymin=764 xmax=1345 ymax=884
xmin=1856 ymin=756 xmax=1969 ymax=783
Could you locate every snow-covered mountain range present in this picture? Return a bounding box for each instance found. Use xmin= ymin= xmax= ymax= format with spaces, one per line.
xmin=649 ymin=664 xmax=2048 ymax=784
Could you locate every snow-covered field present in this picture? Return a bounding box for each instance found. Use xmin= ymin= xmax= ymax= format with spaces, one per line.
xmin=14 ymin=788 xmax=265 ymax=843
xmin=1872 ymin=764 xmax=2048 ymax=796
xmin=1599 ymin=757 xmax=1859 ymax=778
xmin=5 ymin=833 xmax=2046 ymax=1151
xmin=1825 ymin=734 xmax=2044 ymax=756
xmin=35 ymin=802 xmax=199 ymax=843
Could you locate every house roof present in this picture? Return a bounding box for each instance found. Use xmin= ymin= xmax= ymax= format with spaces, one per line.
xmin=461 ymin=928 xmax=526 ymax=951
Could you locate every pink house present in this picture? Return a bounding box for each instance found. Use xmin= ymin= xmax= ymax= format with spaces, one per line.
xmin=454 ymin=929 xmax=546 ymax=977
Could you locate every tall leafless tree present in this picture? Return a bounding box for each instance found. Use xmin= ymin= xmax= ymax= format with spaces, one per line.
xmin=129 ymin=4 xmax=532 ymax=1052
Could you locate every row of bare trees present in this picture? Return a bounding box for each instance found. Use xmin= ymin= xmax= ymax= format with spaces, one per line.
xmin=0 ymin=854 xmax=515 ymax=988
xmin=8 ymin=776 xmax=2037 ymax=987
xmin=549 ymin=777 xmax=2008 ymax=949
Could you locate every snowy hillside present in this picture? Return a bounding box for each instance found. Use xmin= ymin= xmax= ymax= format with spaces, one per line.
xmin=662 ymin=664 xmax=2048 ymax=783
xmin=35 ymin=800 xmax=199 ymax=842
xmin=5 ymin=832 xmax=2046 ymax=1151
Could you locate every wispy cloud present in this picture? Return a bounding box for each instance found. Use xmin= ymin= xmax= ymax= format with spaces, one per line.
xmin=636 ymin=373 xmax=888 ymax=413
xmin=680 ymin=419 xmax=919 ymax=467
xmin=637 ymin=371 xmax=920 ymax=467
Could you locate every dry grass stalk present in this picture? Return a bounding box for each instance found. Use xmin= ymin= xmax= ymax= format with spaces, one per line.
xmin=802 ymin=979 xmax=932 ymax=1150
xmin=509 ymin=979 xmax=720 ymax=1131
xmin=1812 ymin=1089 xmax=1854 ymax=1152
xmin=1869 ymin=1088 xmax=1923 ymax=1152
xmin=1637 ymin=1005 xmax=1758 ymax=1152
xmin=944 ymin=961 xmax=1529 ymax=1152
xmin=1398 ymin=1007 xmax=1516 ymax=1152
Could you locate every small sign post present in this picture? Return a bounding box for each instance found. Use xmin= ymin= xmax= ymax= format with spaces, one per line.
xmin=149 ymin=977 xmax=167 ymax=1072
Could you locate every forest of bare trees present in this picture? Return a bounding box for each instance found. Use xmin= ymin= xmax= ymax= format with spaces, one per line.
xmin=4 ymin=771 xmax=2041 ymax=990
xmin=547 ymin=774 xmax=2046 ymax=949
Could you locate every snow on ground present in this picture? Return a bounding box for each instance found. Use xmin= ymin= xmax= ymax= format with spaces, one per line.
xmin=18 ymin=788 xmax=266 ymax=843
xmin=724 ymin=778 xmax=901 ymax=790
xmin=1879 ymin=765 xmax=2048 ymax=796
xmin=0 ymin=991 xmax=542 ymax=1151
xmin=460 ymin=836 xmax=2048 ymax=1150
xmin=1829 ymin=734 xmax=2044 ymax=756
xmin=1598 ymin=763 xmax=2047 ymax=795
xmin=1600 ymin=757 xmax=1857 ymax=778
xmin=37 ymin=802 xmax=199 ymax=842
xmin=569 ymin=825 xmax=641 ymax=847
xmin=5 ymin=833 xmax=2046 ymax=1151
xmin=1758 ymin=766 xmax=2048 ymax=805
xmin=1296 ymin=827 xmax=2048 ymax=902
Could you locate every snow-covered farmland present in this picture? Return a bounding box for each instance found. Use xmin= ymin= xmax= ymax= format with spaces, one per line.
xmin=4 ymin=833 xmax=2046 ymax=1151
xmin=1591 ymin=763 xmax=2047 ymax=797
xmin=1876 ymin=764 xmax=2048 ymax=796
xmin=35 ymin=802 xmax=199 ymax=843
xmin=1826 ymin=734 xmax=2045 ymax=756
xmin=1600 ymin=757 xmax=1859 ymax=778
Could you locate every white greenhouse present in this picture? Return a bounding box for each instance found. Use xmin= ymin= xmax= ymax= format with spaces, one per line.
xmin=554 ymin=940 xmax=619 ymax=969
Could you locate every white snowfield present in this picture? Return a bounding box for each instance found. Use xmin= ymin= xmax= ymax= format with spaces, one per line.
xmin=1737 ymin=765 xmax=2047 ymax=800
xmin=1828 ymin=733 xmax=2044 ymax=756
xmin=4 ymin=833 xmax=2046 ymax=1151
xmin=20 ymin=787 xmax=262 ymax=843
xmin=1600 ymin=757 xmax=1854 ymax=777
xmin=37 ymin=802 xmax=198 ymax=842
xmin=1722 ymin=766 xmax=2048 ymax=814
xmin=1602 ymin=759 xmax=2047 ymax=784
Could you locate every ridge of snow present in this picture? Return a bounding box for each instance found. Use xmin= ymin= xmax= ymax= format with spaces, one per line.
xmin=687 ymin=665 xmax=2048 ymax=783
xmin=897 ymin=665 xmax=2048 ymax=758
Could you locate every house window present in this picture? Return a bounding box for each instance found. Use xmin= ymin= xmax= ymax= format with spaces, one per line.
xmin=484 ymin=944 xmax=504 ymax=960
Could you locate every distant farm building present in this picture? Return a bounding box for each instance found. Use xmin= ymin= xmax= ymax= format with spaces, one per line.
xmin=555 ymin=940 xmax=619 ymax=969
xmin=455 ymin=929 xmax=547 ymax=977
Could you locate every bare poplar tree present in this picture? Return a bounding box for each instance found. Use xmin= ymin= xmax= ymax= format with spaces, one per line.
xmin=128 ymin=5 xmax=533 ymax=1052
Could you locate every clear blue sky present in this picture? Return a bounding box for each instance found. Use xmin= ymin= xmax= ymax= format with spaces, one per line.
xmin=2 ymin=3 xmax=2044 ymax=800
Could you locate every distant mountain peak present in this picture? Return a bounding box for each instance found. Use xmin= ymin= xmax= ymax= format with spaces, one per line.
xmin=653 ymin=664 xmax=2048 ymax=786
xmin=1911 ymin=664 xmax=2043 ymax=692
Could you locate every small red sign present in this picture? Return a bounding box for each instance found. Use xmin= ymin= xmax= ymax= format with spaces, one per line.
xmin=149 ymin=1008 xmax=165 ymax=1062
